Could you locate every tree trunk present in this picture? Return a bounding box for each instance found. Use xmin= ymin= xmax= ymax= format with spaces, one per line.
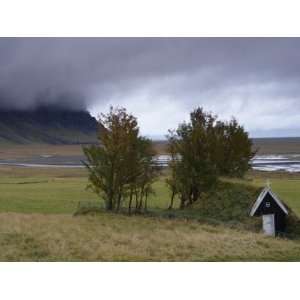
xmin=106 ymin=193 xmax=114 ymax=211
xmin=128 ymin=190 xmax=133 ymax=215
xmin=168 ymin=190 xmax=175 ymax=210
xmin=135 ymin=191 xmax=139 ymax=212
xmin=106 ymin=200 xmax=113 ymax=211
xmin=144 ymin=191 xmax=148 ymax=212
xmin=188 ymin=189 xmax=193 ymax=206
xmin=116 ymin=189 xmax=122 ymax=212
xmin=138 ymin=197 xmax=143 ymax=211
xmin=138 ymin=187 xmax=145 ymax=211
xmin=179 ymin=195 xmax=186 ymax=210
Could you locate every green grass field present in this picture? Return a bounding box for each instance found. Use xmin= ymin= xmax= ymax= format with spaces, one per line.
xmin=0 ymin=167 xmax=174 ymax=214
xmin=1 ymin=166 xmax=299 ymax=216
xmin=0 ymin=165 xmax=300 ymax=261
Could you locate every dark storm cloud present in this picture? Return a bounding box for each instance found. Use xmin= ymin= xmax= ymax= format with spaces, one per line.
xmin=0 ymin=37 xmax=300 ymax=135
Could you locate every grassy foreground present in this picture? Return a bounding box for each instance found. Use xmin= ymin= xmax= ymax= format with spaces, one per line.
xmin=0 ymin=166 xmax=300 ymax=261
xmin=1 ymin=212 xmax=300 ymax=261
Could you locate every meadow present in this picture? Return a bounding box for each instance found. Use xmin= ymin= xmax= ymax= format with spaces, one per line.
xmin=1 ymin=212 xmax=300 ymax=261
xmin=0 ymin=166 xmax=299 ymax=215
xmin=0 ymin=144 xmax=300 ymax=261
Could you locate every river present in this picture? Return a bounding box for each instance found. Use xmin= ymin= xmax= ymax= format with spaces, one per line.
xmin=0 ymin=154 xmax=300 ymax=172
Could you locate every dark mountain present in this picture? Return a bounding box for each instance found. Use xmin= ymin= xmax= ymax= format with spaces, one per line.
xmin=0 ymin=105 xmax=98 ymax=144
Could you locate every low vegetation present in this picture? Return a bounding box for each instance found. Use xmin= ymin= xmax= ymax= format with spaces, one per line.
xmin=1 ymin=212 xmax=300 ymax=261
xmin=191 ymin=181 xmax=260 ymax=222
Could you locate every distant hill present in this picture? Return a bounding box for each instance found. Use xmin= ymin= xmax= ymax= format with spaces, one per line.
xmin=0 ymin=106 xmax=98 ymax=144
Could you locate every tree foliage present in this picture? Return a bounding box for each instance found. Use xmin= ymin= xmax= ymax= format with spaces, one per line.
xmin=167 ymin=107 xmax=255 ymax=209
xmin=83 ymin=107 xmax=159 ymax=213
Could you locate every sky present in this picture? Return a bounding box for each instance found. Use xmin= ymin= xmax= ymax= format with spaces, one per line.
xmin=0 ymin=37 xmax=300 ymax=138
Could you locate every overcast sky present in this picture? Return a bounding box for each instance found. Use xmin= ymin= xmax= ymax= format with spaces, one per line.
xmin=0 ymin=37 xmax=300 ymax=138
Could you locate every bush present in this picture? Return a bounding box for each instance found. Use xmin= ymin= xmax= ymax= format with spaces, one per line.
xmin=74 ymin=201 xmax=103 ymax=216
xmin=191 ymin=181 xmax=261 ymax=222
xmin=285 ymin=212 xmax=300 ymax=238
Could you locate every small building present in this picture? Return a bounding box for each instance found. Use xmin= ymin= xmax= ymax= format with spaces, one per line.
xmin=250 ymin=187 xmax=289 ymax=236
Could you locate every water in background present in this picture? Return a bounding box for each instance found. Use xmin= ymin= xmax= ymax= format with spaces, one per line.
xmin=1 ymin=153 xmax=300 ymax=172
xmin=251 ymin=155 xmax=300 ymax=172
xmin=154 ymin=154 xmax=300 ymax=173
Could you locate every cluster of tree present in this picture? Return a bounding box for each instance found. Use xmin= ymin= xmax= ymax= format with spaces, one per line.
xmin=84 ymin=106 xmax=254 ymax=213
xmin=167 ymin=107 xmax=255 ymax=209
xmin=83 ymin=107 xmax=160 ymax=213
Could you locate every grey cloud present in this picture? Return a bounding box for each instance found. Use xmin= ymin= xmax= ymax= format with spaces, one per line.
xmin=0 ymin=38 xmax=300 ymax=136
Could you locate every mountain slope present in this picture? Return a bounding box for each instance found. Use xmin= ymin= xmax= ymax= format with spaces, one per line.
xmin=0 ymin=106 xmax=98 ymax=144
